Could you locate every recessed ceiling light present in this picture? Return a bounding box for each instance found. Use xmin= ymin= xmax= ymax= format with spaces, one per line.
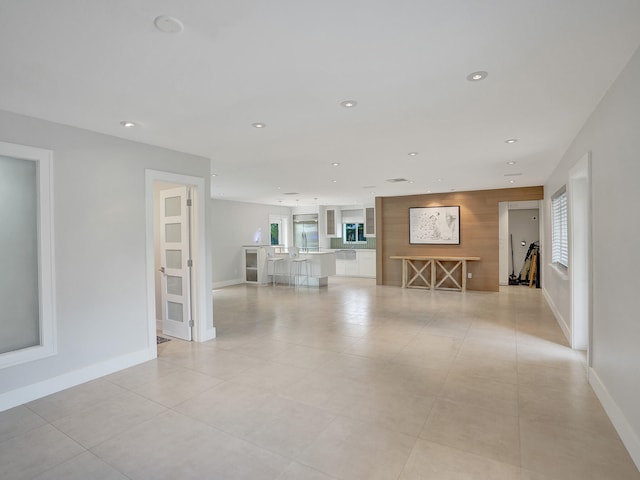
xmin=408 ymin=152 xmax=418 ymax=156
xmin=505 ymin=138 xmax=518 ymax=144
xmin=120 ymin=121 xmax=136 ymax=128
xmin=509 ymin=180 xmax=516 ymax=184
xmin=277 ymin=186 xmax=281 ymax=190
xmin=331 ymin=162 xmax=340 ymax=167
xmin=332 ymin=180 xmax=337 ymax=183
xmin=370 ymin=191 xmax=376 ymax=195
xmin=252 ymin=122 xmax=266 ymax=128
xmin=466 ymin=71 xmax=488 ymax=82
xmin=437 ymin=178 xmax=443 ymax=182
xmin=506 ymin=161 xmax=517 ymax=165
xmin=408 ymin=181 xmax=414 ymax=184
xmin=153 ymin=15 xmax=184 ymax=34
xmin=426 ymin=190 xmax=432 ymax=193
xmin=211 ymin=173 xmax=217 ymax=177
xmin=340 ymin=100 xmax=358 ymax=108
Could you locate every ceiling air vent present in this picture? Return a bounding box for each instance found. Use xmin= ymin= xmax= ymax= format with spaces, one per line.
xmin=386 ymin=178 xmax=409 ymax=183
xmin=504 ymin=173 xmax=523 ymax=177
xmin=283 ymin=192 xmax=299 ymax=195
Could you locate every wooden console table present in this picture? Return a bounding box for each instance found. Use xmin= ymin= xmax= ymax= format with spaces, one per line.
xmin=390 ymin=256 xmax=480 ymax=292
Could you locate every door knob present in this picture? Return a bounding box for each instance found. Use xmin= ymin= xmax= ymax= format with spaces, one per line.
xmin=159 ymin=267 xmax=165 ymax=273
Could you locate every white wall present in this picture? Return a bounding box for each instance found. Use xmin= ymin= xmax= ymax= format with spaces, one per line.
xmin=543 ymin=46 xmax=640 ymax=467
xmin=0 ymin=109 xmax=212 ymax=407
xmin=211 ymin=199 xmax=291 ymax=287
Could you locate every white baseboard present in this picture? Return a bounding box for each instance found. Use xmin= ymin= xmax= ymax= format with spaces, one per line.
xmin=589 ymin=367 xmax=640 ymax=471
xmin=542 ymin=287 xmax=570 ymax=343
xmin=0 ymin=348 xmax=155 ymax=413
xmin=197 ymin=327 xmax=217 ymax=342
xmin=212 ymin=278 xmax=244 ymax=289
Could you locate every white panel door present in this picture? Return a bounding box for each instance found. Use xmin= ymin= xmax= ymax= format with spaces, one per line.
xmin=160 ymin=186 xmax=192 ymax=341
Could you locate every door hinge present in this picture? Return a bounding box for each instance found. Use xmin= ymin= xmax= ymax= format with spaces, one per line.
xmin=186 ymin=199 xmax=192 ymax=207
xmin=189 ymin=320 xmax=194 ymax=327
xmin=187 ymin=259 xmax=193 ymax=267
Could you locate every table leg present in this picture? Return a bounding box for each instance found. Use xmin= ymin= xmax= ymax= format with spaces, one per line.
xmin=462 ymin=260 xmax=467 ymax=292
xmin=430 ymin=260 xmax=435 ymax=290
xmin=402 ymin=259 xmax=407 ymax=288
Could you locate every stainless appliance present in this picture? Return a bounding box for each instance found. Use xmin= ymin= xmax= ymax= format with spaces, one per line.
xmin=293 ymin=214 xmax=319 ymax=252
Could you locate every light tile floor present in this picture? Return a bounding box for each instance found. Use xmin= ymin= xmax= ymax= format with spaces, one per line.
xmin=1 ymin=278 xmax=639 ymax=479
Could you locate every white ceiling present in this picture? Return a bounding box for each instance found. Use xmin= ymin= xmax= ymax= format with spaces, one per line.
xmin=2 ymin=1 xmax=640 ymax=207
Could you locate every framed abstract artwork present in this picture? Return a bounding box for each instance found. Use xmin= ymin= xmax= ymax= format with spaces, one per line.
xmin=409 ymin=206 xmax=460 ymax=244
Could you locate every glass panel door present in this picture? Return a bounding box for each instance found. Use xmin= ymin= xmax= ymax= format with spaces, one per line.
xmin=159 ymin=186 xmax=192 ymax=341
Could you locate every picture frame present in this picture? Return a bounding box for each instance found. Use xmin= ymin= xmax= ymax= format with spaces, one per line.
xmin=409 ymin=206 xmax=460 ymax=245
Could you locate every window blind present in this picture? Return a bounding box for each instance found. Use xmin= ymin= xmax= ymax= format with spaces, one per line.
xmin=551 ymin=189 xmax=568 ymax=267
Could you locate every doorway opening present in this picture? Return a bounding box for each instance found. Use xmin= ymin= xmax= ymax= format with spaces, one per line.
xmin=145 ymin=170 xmax=214 ymax=354
xmin=154 ymin=182 xmax=193 ymax=341
xmin=499 ymin=201 xmax=541 ymax=286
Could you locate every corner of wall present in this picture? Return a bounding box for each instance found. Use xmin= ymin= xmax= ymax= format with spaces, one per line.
xmin=212 ymin=278 xmax=244 ymax=289
xmin=0 ymin=347 xmax=155 ymax=413
xmin=542 ymin=287 xmax=571 ymax=343
xmin=589 ymin=368 xmax=640 ymax=471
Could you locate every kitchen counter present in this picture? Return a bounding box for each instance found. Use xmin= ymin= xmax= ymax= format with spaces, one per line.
xmin=268 ymin=251 xmax=336 ymax=287
xmin=332 ymin=249 xmax=377 ymax=278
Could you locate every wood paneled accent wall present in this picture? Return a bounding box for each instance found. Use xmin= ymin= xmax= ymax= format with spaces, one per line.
xmin=375 ymin=187 xmax=543 ymax=292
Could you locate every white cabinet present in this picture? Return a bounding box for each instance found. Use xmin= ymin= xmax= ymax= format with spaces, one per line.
xmin=325 ymin=208 xmax=342 ymax=237
xmin=345 ymin=258 xmax=359 ymax=276
xmin=242 ymin=247 xmax=266 ymax=284
xmin=364 ymin=206 xmax=376 ymax=237
xmin=358 ymin=251 xmax=376 ymax=277
xmin=333 ymin=250 xmax=376 ymax=278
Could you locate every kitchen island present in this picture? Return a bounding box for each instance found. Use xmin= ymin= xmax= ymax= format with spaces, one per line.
xmin=267 ymin=250 xmax=336 ymax=287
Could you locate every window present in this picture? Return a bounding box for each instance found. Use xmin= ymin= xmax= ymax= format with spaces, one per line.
xmin=0 ymin=141 xmax=56 ymax=369
xmin=268 ymin=214 xmax=288 ymax=247
xmin=270 ymin=223 xmax=279 ymax=245
xmin=551 ymin=187 xmax=568 ymax=268
xmin=343 ymin=223 xmax=367 ymax=243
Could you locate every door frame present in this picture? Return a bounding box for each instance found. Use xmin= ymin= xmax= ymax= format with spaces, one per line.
xmin=145 ymin=170 xmax=214 ymax=352
xmin=498 ymin=200 xmax=542 ymax=286
xmin=568 ymin=153 xmax=592 ymax=356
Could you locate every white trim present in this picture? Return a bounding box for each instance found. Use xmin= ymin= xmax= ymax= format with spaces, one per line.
xmin=568 ymin=152 xmax=591 ymax=352
xmin=0 ymin=142 xmax=57 ymax=369
xmin=542 ymin=287 xmax=570 ymax=342
xmin=145 ymin=170 xmax=214 ymax=347
xmin=589 ymin=368 xmax=640 ymax=471
xmin=212 ymin=279 xmax=244 ymax=289
xmin=205 ymin=326 xmax=217 ymax=340
xmin=0 ymin=348 xmax=154 ymax=412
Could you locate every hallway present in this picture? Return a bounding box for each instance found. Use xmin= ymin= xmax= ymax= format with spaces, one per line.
xmin=1 ymin=279 xmax=637 ymax=479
